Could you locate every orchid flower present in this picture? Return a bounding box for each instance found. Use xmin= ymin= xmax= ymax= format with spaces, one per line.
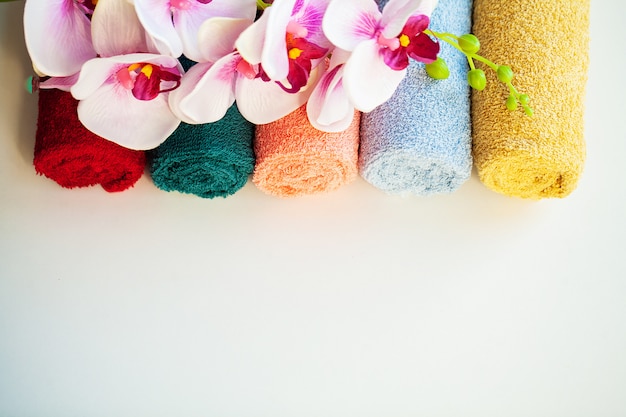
xmin=236 ymin=0 xmax=331 ymax=94
xmin=132 ymin=0 xmax=257 ymax=62
xmin=63 ymin=0 xmax=184 ymax=150
xmin=169 ymin=16 xmax=321 ymax=125
xmin=23 ymin=0 xmax=98 ymax=76
xmin=322 ymin=0 xmax=440 ymax=112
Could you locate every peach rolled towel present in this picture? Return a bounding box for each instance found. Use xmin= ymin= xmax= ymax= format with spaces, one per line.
xmin=252 ymin=106 xmax=360 ymax=197
xmin=471 ymin=0 xmax=590 ymax=199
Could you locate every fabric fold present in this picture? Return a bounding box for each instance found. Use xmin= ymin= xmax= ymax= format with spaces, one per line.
xmin=33 ymin=89 xmax=146 ymax=192
xmin=358 ymin=0 xmax=473 ymax=196
xmin=148 ymin=105 xmax=255 ymax=198
xmin=471 ymin=0 xmax=589 ymax=199
xmin=252 ymin=106 xmax=360 ymax=198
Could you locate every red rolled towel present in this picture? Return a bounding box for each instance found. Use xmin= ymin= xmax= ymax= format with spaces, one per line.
xmin=33 ymin=89 xmax=146 ymax=192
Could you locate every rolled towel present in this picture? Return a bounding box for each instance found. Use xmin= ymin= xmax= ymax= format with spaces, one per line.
xmin=358 ymin=0 xmax=472 ymax=196
xmin=148 ymin=105 xmax=255 ymax=199
xmin=253 ymin=106 xmax=360 ymax=197
xmin=471 ymin=0 xmax=589 ymax=199
xmin=33 ymin=89 xmax=145 ymax=192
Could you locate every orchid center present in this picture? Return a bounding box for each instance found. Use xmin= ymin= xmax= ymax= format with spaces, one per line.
xmin=399 ymin=34 xmax=410 ymax=48
xmin=116 ymin=62 xmax=182 ymax=101
xmin=288 ymin=48 xmax=303 ymax=60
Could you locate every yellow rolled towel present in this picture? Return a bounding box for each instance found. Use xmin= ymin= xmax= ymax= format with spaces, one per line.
xmin=471 ymin=0 xmax=590 ymax=199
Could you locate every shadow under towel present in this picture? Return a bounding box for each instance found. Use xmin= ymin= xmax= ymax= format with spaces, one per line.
xmin=471 ymin=0 xmax=589 ymax=199
xmin=148 ymin=105 xmax=255 ymax=199
xmin=33 ymin=89 xmax=145 ymax=192
xmin=358 ymin=0 xmax=472 ymax=196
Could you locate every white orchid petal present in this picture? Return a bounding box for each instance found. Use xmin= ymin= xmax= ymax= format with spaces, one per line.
xmin=322 ymin=0 xmax=381 ymax=51
xmin=381 ymin=0 xmax=438 ymax=38
xmin=172 ymin=0 xmax=254 ymax=62
xmin=134 ymin=0 xmax=183 ymax=57
xmin=235 ymin=8 xmax=271 ymax=65
xmin=307 ymin=65 xmax=354 ymax=132
xmin=77 ymin=82 xmax=180 ymax=150
xmin=91 ymin=0 xmax=148 ymax=56
xmin=23 ymin=0 xmax=96 ymax=76
xmin=167 ymin=62 xmax=209 ymax=124
xmin=197 ymin=18 xmax=253 ymax=63
xmin=170 ymin=54 xmax=238 ymax=124
xmin=343 ymin=40 xmax=406 ymax=112
xmin=235 ymin=65 xmax=322 ymax=125
xmin=260 ymin=0 xmax=297 ymax=81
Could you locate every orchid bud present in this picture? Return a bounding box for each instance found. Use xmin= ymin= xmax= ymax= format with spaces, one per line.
xmin=497 ymin=65 xmax=514 ymax=83
xmin=519 ymin=94 xmax=530 ymax=105
xmin=506 ymin=95 xmax=518 ymax=111
xmin=467 ymin=69 xmax=486 ymax=91
xmin=425 ymin=57 xmax=450 ymax=80
xmin=458 ymin=34 xmax=480 ymax=54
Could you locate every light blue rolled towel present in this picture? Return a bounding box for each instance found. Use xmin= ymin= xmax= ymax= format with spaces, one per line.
xmin=359 ymin=0 xmax=472 ymax=195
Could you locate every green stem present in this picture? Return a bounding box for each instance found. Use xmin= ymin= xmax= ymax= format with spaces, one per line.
xmin=256 ymin=0 xmax=271 ymax=10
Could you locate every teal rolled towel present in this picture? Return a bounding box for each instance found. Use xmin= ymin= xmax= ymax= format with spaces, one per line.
xmin=148 ymin=105 xmax=255 ymax=198
xmin=359 ymin=0 xmax=472 ymax=195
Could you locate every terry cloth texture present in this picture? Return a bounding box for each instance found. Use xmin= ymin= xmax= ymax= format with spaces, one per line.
xmin=149 ymin=105 xmax=255 ymax=199
xmin=33 ymin=89 xmax=145 ymax=192
xmin=471 ymin=0 xmax=589 ymax=199
xmin=253 ymin=106 xmax=360 ymax=197
xmin=358 ymin=0 xmax=472 ymax=196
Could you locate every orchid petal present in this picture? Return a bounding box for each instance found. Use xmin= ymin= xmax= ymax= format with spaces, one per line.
xmin=134 ymin=0 xmax=184 ymax=57
xmin=91 ymin=0 xmax=148 ymax=57
xmin=381 ymin=0 xmax=438 ymax=38
xmin=23 ymin=0 xmax=96 ymax=77
xmin=235 ymin=65 xmax=322 ymax=125
xmin=235 ymin=7 xmax=270 ymax=65
xmin=293 ymin=0 xmax=331 ymax=49
xmin=259 ymin=0 xmax=298 ymax=81
xmin=343 ymin=40 xmax=406 ymax=112
xmin=172 ymin=0 xmax=256 ymax=62
xmin=77 ymin=82 xmax=180 ymax=150
xmin=169 ymin=54 xmax=238 ymax=124
xmin=197 ymin=18 xmax=254 ymax=63
xmin=307 ymin=64 xmax=354 ymax=132
xmin=322 ymin=0 xmax=381 ymax=51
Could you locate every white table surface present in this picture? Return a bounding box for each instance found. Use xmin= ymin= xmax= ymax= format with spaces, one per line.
xmin=1 ymin=2 xmax=625 ymax=417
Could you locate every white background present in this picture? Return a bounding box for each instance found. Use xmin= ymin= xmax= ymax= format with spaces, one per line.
xmin=1 ymin=2 xmax=625 ymax=417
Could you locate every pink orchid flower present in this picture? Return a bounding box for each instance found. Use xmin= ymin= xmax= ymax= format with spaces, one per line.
xmin=62 ymin=0 xmax=184 ymax=150
xmin=169 ymin=15 xmax=322 ymax=125
xmin=23 ymin=0 xmax=98 ymax=76
xmin=132 ymin=0 xmax=257 ymax=62
xmin=322 ymin=0 xmax=440 ymax=112
xmin=235 ymin=0 xmax=331 ymax=94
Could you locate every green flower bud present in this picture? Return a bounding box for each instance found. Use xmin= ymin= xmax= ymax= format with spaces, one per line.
xmin=497 ymin=65 xmax=514 ymax=83
xmin=458 ymin=34 xmax=480 ymax=54
xmin=425 ymin=57 xmax=450 ymax=80
xmin=506 ymin=95 xmax=518 ymax=111
xmin=467 ymin=69 xmax=486 ymax=91
xmin=519 ymin=94 xmax=530 ymax=105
